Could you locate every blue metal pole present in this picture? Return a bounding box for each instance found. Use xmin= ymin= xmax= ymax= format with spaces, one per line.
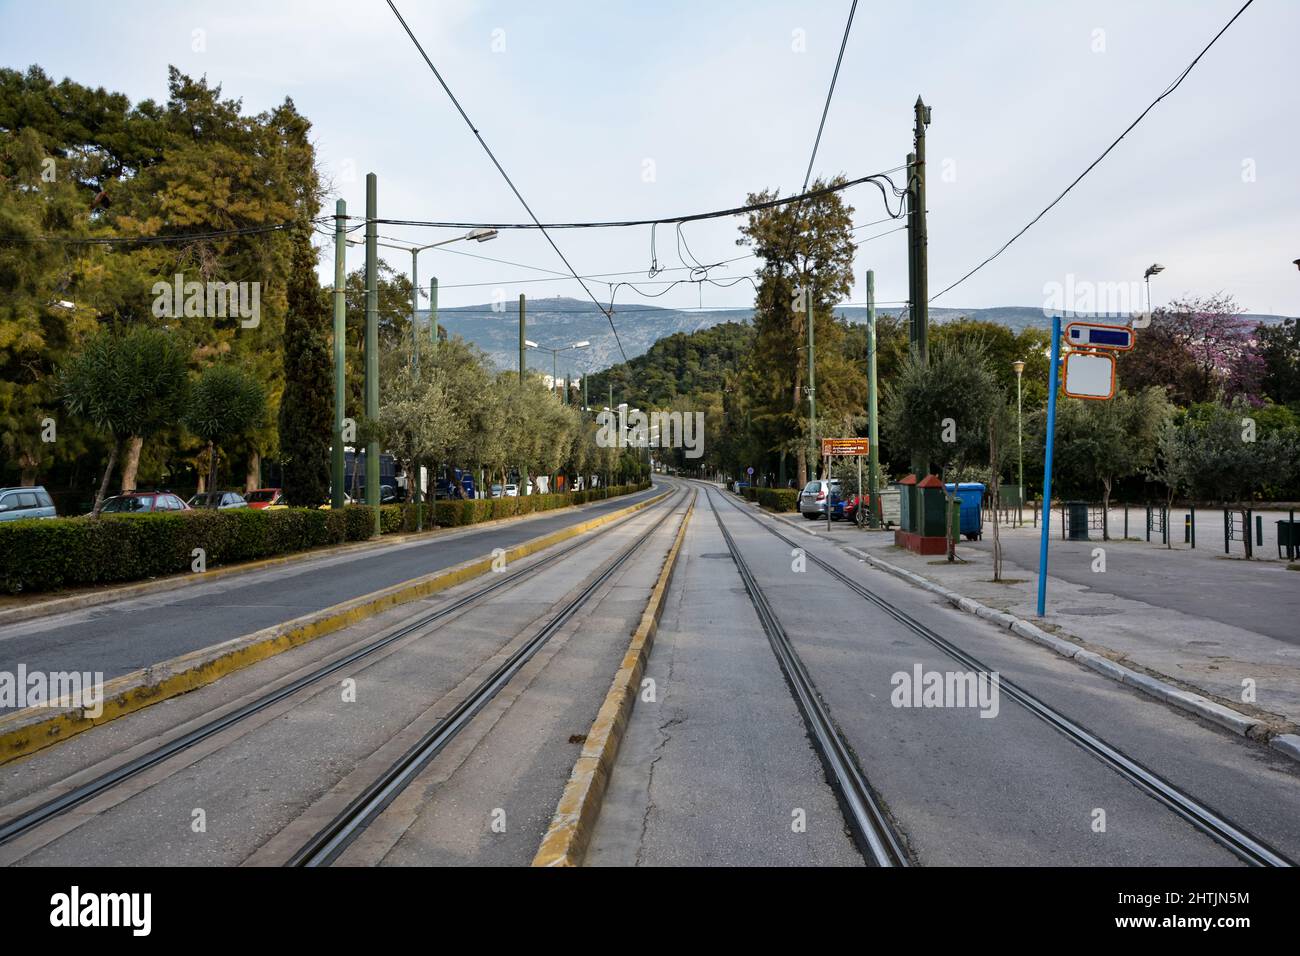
xmin=1036 ymin=316 xmax=1062 ymax=617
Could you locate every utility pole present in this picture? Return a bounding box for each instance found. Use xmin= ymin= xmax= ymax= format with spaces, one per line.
xmin=332 ymin=199 xmax=347 ymax=510
xmin=867 ymin=269 xmax=881 ymax=528
xmin=907 ymin=96 xmax=932 ymax=479
xmin=806 ymin=282 xmax=817 ymax=479
xmin=429 ymin=277 xmax=438 ymax=351
xmin=912 ymin=96 xmax=930 ymax=365
xmin=518 ymin=294 xmax=526 ymax=383
xmin=364 ymin=173 xmax=380 ymax=535
xmin=409 ymin=248 xmax=420 ymax=375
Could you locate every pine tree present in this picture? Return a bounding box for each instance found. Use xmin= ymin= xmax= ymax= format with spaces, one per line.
xmin=278 ymin=228 xmax=332 ymax=505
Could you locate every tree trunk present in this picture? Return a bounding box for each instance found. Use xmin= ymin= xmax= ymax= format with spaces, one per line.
xmin=119 ymin=435 xmax=143 ymax=492
xmin=1101 ymin=477 xmax=1112 ymax=541
xmin=246 ymin=450 xmax=260 ymax=493
xmin=19 ymin=451 xmax=38 ymax=486
xmin=207 ymin=440 xmax=219 ymax=496
xmin=92 ymin=440 xmax=120 ymax=518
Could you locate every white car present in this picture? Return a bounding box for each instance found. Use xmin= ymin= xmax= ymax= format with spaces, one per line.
xmin=504 ymin=484 xmax=519 ymax=497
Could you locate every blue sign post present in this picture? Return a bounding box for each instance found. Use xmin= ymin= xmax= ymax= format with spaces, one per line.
xmin=1036 ymin=315 xmax=1063 ymax=617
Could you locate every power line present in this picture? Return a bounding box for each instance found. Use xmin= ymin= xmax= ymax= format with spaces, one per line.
xmin=930 ymin=0 xmax=1256 ymax=303
xmin=801 ymin=0 xmax=858 ymax=198
xmin=350 ymin=167 xmax=907 ymax=232
xmin=0 ymin=221 xmax=301 ymax=245
xmin=385 ymin=0 xmax=629 ymax=363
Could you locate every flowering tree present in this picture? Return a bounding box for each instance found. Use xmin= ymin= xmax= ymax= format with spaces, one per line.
xmin=1120 ymin=294 xmax=1261 ymax=405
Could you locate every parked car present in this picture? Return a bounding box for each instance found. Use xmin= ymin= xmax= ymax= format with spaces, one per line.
xmin=0 ymin=486 xmax=57 ymax=522
xmin=188 ymin=491 xmax=249 ymax=510
xmin=503 ymin=483 xmax=519 ymax=497
xmin=798 ymin=479 xmax=845 ymax=519
xmin=244 ymin=488 xmax=284 ymax=509
xmin=95 ymin=491 xmax=190 ymax=514
xmin=490 ymin=484 xmax=504 ymax=498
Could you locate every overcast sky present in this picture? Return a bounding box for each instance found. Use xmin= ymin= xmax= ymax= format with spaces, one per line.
xmin=3 ymin=0 xmax=1297 ymax=329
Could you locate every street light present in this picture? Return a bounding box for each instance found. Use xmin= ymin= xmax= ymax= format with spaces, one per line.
xmin=352 ymin=229 xmax=499 ymax=374
xmin=1143 ymin=263 xmax=1164 ymax=320
xmin=1013 ymin=359 xmax=1025 ymax=527
xmin=526 ymin=339 xmax=590 ymax=404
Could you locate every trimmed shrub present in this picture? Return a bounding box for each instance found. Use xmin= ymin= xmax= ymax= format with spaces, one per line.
xmin=756 ymin=488 xmax=799 ymax=512
xmin=0 ymin=481 xmax=651 ymax=594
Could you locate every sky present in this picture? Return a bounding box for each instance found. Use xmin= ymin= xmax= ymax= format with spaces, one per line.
xmin=2 ymin=0 xmax=1297 ymax=336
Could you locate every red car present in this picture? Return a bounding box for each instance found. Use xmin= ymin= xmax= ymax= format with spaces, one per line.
xmin=244 ymin=488 xmax=284 ymax=509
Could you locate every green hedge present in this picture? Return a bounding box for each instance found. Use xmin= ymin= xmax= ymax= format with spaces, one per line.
xmin=736 ymin=486 xmax=798 ymax=512
xmin=0 ymin=482 xmax=650 ymax=595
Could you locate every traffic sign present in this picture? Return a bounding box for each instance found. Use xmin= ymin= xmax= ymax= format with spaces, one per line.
xmin=1062 ymin=349 xmax=1116 ymax=400
xmin=1064 ymin=321 xmax=1134 ymax=351
xmin=821 ymin=437 xmax=870 ymax=457
xmin=746 ymin=466 xmax=754 ymax=475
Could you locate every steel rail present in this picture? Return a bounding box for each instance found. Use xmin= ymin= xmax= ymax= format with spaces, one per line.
xmin=709 ymin=483 xmax=1294 ymax=868
xmin=288 ymin=486 xmax=695 ymax=866
xmin=0 ymin=484 xmax=678 ymax=848
xmin=702 ymin=487 xmax=908 ymax=867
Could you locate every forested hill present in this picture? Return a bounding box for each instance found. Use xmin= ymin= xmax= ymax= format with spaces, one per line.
xmin=582 ymin=322 xmax=753 ymax=410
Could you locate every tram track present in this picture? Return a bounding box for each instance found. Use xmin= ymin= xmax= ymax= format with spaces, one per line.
xmin=287 ymin=485 xmax=696 ymax=866
xmin=0 ymin=484 xmax=685 ymax=852
xmin=702 ymin=486 xmax=909 ymax=867
xmin=704 ymin=481 xmax=1294 ymax=868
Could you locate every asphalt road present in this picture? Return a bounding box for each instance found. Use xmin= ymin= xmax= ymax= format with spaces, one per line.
xmin=0 ymin=482 xmax=664 ymax=702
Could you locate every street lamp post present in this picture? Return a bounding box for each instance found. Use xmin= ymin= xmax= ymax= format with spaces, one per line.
xmin=526 ymin=339 xmax=590 ymax=405
xmin=1143 ymin=263 xmax=1164 ymax=321
xmin=355 ymin=228 xmax=498 ymax=374
xmin=349 ymin=227 xmax=496 ymax=527
xmin=1013 ymin=359 xmax=1025 ymax=527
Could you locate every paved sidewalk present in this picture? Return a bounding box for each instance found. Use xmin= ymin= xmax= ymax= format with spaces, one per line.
xmin=779 ymin=509 xmax=1300 ymax=731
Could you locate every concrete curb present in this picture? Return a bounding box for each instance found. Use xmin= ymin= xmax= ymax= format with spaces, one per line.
xmin=0 ymin=487 xmax=653 ymax=628
xmin=0 ymin=490 xmax=669 ymax=767
xmin=833 ymin=542 xmax=1300 ymax=761
xmin=532 ymin=495 xmax=695 ymax=867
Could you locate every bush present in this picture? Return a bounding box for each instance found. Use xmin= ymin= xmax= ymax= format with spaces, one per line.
xmin=0 ymin=481 xmax=651 ymax=594
xmin=756 ymin=488 xmax=799 ymax=512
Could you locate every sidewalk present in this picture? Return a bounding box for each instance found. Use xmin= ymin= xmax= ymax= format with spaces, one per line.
xmin=779 ymin=508 xmax=1300 ymax=733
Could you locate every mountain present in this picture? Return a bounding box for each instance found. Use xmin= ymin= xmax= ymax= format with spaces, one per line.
xmin=423 ymin=297 xmax=1295 ymax=374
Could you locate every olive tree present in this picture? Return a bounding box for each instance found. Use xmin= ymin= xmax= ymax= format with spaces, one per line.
xmin=882 ymin=339 xmax=1002 ymax=560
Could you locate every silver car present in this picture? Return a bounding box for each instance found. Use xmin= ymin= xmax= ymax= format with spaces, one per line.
xmin=798 ymin=479 xmax=843 ymax=519
xmin=0 ymin=486 xmax=57 ymax=522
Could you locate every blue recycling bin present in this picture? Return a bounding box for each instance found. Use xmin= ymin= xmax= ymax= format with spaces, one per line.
xmin=943 ymin=482 xmax=985 ymax=540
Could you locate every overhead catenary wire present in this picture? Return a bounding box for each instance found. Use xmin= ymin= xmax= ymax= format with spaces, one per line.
xmin=384 ymin=0 xmax=630 ymax=363
xmin=930 ymin=0 xmax=1256 ymax=303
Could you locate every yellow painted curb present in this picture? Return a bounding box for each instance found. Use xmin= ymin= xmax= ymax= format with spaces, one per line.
xmin=0 ymin=489 xmax=670 ymax=767
xmin=532 ymin=492 xmax=695 ymax=867
xmin=0 ymin=485 xmax=655 ymax=628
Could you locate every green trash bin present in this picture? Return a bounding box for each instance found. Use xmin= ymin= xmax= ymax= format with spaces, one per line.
xmin=1066 ymin=501 xmax=1090 ymax=541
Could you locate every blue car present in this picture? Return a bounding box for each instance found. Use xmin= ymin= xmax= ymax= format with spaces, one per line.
xmin=0 ymin=486 xmax=58 ymax=522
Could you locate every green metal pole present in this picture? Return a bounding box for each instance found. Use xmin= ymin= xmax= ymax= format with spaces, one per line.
xmin=365 ymin=173 xmax=380 ymax=536
xmin=806 ymin=278 xmax=817 ymax=479
xmin=429 ymin=277 xmax=438 ymax=351
xmin=410 ymin=248 xmax=419 ymax=375
xmin=867 ymin=269 xmax=881 ymax=528
xmin=332 ymin=199 xmax=346 ymax=510
xmin=518 ymin=294 xmax=525 ymax=383
xmin=409 ymin=248 xmax=422 ymax=531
